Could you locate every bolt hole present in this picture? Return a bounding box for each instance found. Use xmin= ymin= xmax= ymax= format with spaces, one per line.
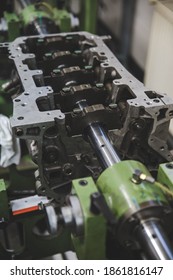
xmin=16 ymin=128 xmax=23 ymax=136
xmin=79 ymin=180 xmax=88 ymax=186
xmin=166 ymin=163 xmax=173 ymax=169
xmin=18 ymin=116 xmax=24 ymax=120
xmin=153 ymin=99 xmax=159 ymax=103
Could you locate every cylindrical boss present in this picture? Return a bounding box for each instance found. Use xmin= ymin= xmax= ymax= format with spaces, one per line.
xmin=97 ymin=160 xmax=168 ymax=222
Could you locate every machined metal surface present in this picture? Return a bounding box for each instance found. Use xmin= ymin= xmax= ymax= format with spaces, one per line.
xmin=86 ymin=123 xmax=121 ymax=169
xmin=1 ymin=31 xmax=173 ymax=202
xmin=1 ymin=31 xmax=173 ymax=260
xmin=135 ymin=220 xmax=173 ymax=260
xmin=76 ymin=99 xmax=120 ymax=168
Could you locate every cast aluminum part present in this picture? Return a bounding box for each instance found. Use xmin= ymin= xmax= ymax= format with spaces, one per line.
xmin=1 ymin=31 xmax=173 ymax=201
xmin=1 ymin=32 xmax=173 ymax=260
xmin=7 ymin=33 xmax=173 ymax=146
xmin=8 ymin=32 xmax=173 ymax=152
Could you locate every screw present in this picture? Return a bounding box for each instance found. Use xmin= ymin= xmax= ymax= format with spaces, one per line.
xmin=73 ymin=108 xmax=82 ymax=114
xmin=96 ymin=83 xmax=104 ymax=88
xmin=109 ymin=103 xmax=117 ymax=109
xmin=16 ymin=128 xmax=23 ymax=136
xmin=63 ymin=163 xmax=73 ymax=176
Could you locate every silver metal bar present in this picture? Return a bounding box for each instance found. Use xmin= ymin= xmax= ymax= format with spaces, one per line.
xmin=76 ymin=101 xmax=173 ymax=260
xmin=86 ymin=123 xmax=120 ymax=169
xmin=135 ymin=220 xmax=173 ymax=260
xmin=76 ymin=100 xmax=120 ymax=169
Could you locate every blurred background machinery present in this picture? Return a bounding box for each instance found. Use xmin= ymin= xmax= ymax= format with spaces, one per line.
xmin=1 ymin=0 xmax=173 ymax=260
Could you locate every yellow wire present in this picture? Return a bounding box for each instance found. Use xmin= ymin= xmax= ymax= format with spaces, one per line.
xmin=35 ymin=2 xmax=54 ymax=16
xmin=155 ymin=181 xmax=173 ymax=198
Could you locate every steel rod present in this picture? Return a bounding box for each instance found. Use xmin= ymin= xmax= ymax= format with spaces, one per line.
xmin=76 ymin=100 xmax=120 ymax=169
xmin=135 ymin=220 xmax=173 ymax=260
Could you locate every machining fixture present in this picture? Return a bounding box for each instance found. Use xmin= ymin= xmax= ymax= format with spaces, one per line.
xmin=0 ymin=31 xmax=173 ymax=259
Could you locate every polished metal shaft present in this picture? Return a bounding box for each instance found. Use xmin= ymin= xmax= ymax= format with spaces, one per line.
xmin=86 ymin=123 xmax=120 ymax=169
xmin=135 ymin=220 xmax=173 ymax=260
xmin=76 ymin=100 xmax=120 ymax=169
xmin=76 ymin=100 xmax=173 ymax=259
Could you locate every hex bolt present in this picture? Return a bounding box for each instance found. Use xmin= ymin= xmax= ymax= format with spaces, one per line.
xmin=15 ymin=128 xmax=23 ymax=136
xmin=109 ymin=103 xmax=118 ymax=109
xmin=73 ymin=108 xmax=82 ymax=114
xmin=63 ymin=163 xmax=74 ymax=176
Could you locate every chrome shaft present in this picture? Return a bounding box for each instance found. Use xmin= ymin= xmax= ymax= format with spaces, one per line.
xmin=76 ymin=100 xmax=120 ymax=169
xmin=76 ymin=100 xmax=173 ymax=260
xmin=135 ymin=220 xmax=173 ymax=260
xmin=86 ymin=123 xmax=120 ymax=169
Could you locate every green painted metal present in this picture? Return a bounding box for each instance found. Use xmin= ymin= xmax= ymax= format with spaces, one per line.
xmin=45 ymin=0 xmax=57 ymax=7
xmin=0 ymin=179 xmax=9 ymax=222
xmin=4 ymin=12 xmax=21 ymax=41
xmin=20 ymin=215 xmax=72 ymax=259
xmin=0 ymin=181 xmax=72 ymax=259
xmin=97 ymin=160 xmax=168 ymax=220
xmin=53 ymin=8 xmax=71 ymax=32
xmin=157 ymin=162 xmax=173 ymax=196
xmin=20 ymin=4 xmax=71 ymax=32
xmin=72 ymin=177 xmax=106 ymax=259
xmin=20 ymin=5 xmax=52 ymax=27
xmin=80 ymin=0 xmax=98 ymax=33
